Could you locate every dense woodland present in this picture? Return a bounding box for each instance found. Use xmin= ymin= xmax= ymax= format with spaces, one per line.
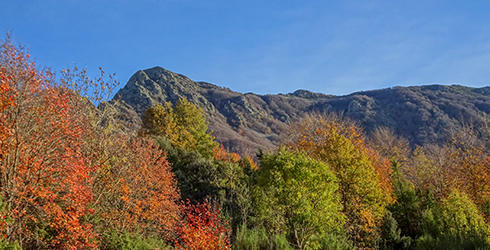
xmin=1 ymin=36 xmax=490 ymax=250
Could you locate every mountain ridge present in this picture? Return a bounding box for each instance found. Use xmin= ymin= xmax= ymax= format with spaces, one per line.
xmin=111 ymin=66 xmax=490 ymax=156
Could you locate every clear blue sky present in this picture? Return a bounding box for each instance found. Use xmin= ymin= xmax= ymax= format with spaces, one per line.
xmin=2 ymin=1 xmax=490 ymax=96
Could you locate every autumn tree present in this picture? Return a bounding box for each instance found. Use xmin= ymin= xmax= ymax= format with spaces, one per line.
xmin=283 ymin=114 xmax=393 ymax=248
xmin=175 ymin=200 xmax=230 ymax=250
xmin=369 ymin=126 xmax=411 ymax=167
xmin=174 ymin=98 xmax=217 ymax=158
xmin=253 ymin=149 xmax=346 ymax=249
xmin=141 ymin=103 xmax=186 ymax=147
xmin=56 ymin=55 xmax=182 ymax=248
xmin=0 ymin=56 xmax=14 ymax=161
xmin=0 ymin=63 xmax=14 ymax=113
xmin=0 ymin=35 xmax=98 ymax=249
xmin=409 ymin=139 xmax=490 ymax=206
xmin=449 ymin=144 xmax=490 ymax=206
xmin=140 ymin=98 xmax=217 ymax=158
xmin=92 ymin=137 xmax=180 ymax=240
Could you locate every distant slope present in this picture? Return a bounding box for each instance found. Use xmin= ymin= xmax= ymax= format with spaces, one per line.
xmin=111 ymin=66 xmax=490 ymax=155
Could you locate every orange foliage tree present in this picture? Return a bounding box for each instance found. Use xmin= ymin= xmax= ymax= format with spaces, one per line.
xmin=93 ymin=136 xmax=180 ymax=238
xmin=453 ymin=147 xmax=490 ymax=205
xmin=213 ymin=144 xmax=241 ymax=164
xmin=0 ymin=67 xmax=13 ymax=112
xmin=409 ymin=140 xmax=490 ymax=206
xmin=283 ymin=114 xmax=394 ymax=248
xmin=0 ymin=59 xmax=15 ymax=155
xmin=175 ymin=200 xmax=230 ymax=250
xmin=0 ymin=36 xmax=98 ymax=248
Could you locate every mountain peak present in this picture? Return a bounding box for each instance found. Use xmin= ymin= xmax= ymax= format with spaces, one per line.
xmin=113 ymin=67 xmax=204 ymax=113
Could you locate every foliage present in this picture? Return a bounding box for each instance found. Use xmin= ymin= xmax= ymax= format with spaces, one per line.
xmin=0 ymin=238 xmax=20 ymax=250
xmin=416 ymin=189 xmax=490 ymax=249
xmin=100 ymin=230 xmax=169 ymax=250
xmin=316 ymin=233 xmax=356 ymax=250
xmin=253 ymin=148 xmax=345 ymax=249
xmin=212 ymin=145 xmax=259 ymax=231
xmin=154 ymin=136 xmax=220 ymax=203
xmin=213 ymin=144 xmax=241 ymax=164
xmin=234 ymin=223 xmax=354 ymax=250
xmin=388 ymin=161 xmax=422 ymax=239
xmin=482 ymin=198 xmax=490 ymax=222
xmin=174 ymin=97 xmax=218 ymax=158
xmin=379 ymin=211 xmax=412 ymax=250
xmin=155 ymin=134 xmax=256 ymax=234
xmin=140 ymin=98 xmax=217 ymax=158
xmin=369 ymin=127 xmax=411 ymax=167
xmin=175 ymin=200 xmax=230 ymax=250
xmin=409 ymin=139 xmax=490 ymax=205
xmin=233 ymin=224 xmax=293 ymax=250
xmin=284 ymin=114 xmax=393 ymax=248
xmin=409 ymin=145 xmax=449 ymax=200
xmin=93 ymin=137 xmax=180 ymax=238
xmin=0 ymin=34 xmax=98 ymax=249
xmin=0 ymin=34 xmax=181 ymax=249
xmin=0 ymin=197 xmax=19 ymax=250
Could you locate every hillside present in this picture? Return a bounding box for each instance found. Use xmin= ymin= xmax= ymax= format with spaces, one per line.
xmin=111 ymin=66 xmax=490 ymax=155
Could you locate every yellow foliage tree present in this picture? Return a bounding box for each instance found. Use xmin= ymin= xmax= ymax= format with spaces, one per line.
xmin=140 ymin=98 xmax=217 ymax=158
xmin=283 ymin=114 xmax=394 ymax=248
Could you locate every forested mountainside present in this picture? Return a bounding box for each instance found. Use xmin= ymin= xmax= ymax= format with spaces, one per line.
xmin=112 ymin=66 xmax=490 ymax=155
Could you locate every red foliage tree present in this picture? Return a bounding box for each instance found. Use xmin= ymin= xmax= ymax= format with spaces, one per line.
xmin=175 ymin=200 xmax=230 ymax=250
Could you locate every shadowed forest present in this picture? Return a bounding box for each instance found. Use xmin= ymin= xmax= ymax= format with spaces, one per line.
xmin=1 ymin=36 xmax=490 ymax=250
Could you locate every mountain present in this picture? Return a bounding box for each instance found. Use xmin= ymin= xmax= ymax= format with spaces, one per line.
xmin=111 ymin=66 xmax=490 ymax=155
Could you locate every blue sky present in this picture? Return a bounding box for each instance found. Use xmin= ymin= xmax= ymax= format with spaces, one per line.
xmin=2 ymin=1 xmax=490 ymax=96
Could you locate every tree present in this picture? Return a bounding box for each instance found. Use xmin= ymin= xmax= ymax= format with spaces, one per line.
xmin=175 ymin=200 xmax=230 ymax=250
xmin=140 ymin=98 xmax=217 ymax=158
xmin=0 ymin=66 xmax=14 ymax=112
xmin=0 ymin=56 xmax=15 ymax=163
xmin=141 ymin=103 xmax=188 ymax=148
xmin=387 ymin=162 xmax=422 ymax=240
xmin=0 ymin=35 xmax=98 ymax=249
xmin=93 ymin=137 xmax=180 ymax=239
xmin=450 ymin=144 xmax=490 ymax=206
xmin=417 ymin=189 xmax=490 ymax=249
xmin=369 ymin=127 xmax=411 ymax=167
xmin=253 ymin=148 xmax=345 ymax=249
xmin=408 ymin=140 xmax=490 ymax=206
xmin=283 ymin=114 xmax=393 ymax=248
xmin=155 ymin=136 xmax=220 ymax=203
xmin=379 ymin=211 xmax=412 ymax=250
xmin=174 ymin=98 xmax=217 ymax=158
